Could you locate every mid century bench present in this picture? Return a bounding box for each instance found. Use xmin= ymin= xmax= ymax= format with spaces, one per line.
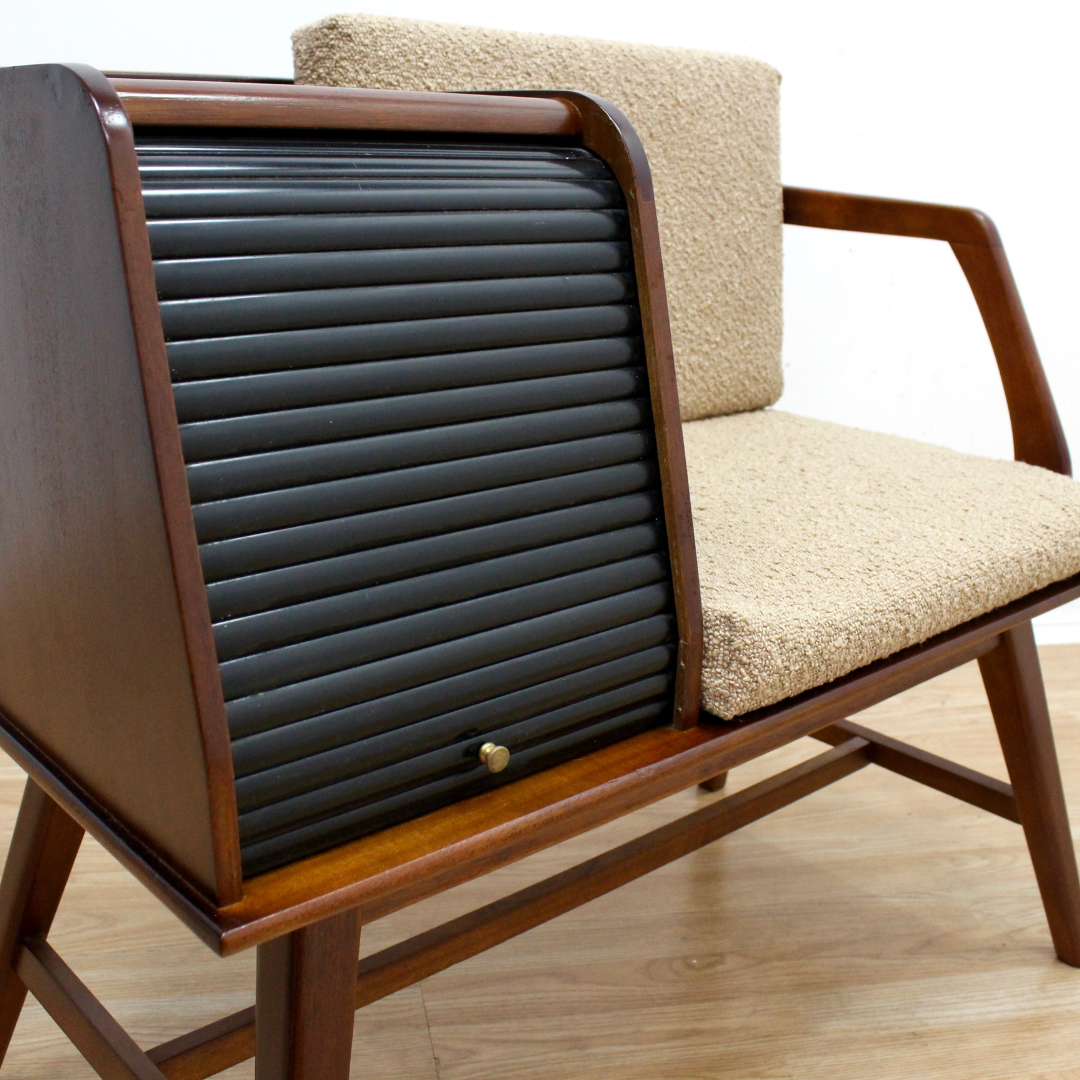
xmin=0 ymin=60 xmax=1077 ymax=1079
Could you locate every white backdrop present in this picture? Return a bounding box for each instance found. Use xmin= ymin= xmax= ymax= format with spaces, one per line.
xmin=5 ymin=0 xmax=1078 ymax=639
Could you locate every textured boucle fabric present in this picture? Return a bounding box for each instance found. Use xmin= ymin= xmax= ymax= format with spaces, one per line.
xmin=685 ymin=411 xmax=1080 ymax=719
xmin=292 ymin=14 xmax=783 ymax=420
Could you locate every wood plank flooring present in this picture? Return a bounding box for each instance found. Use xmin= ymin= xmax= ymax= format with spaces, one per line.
xmin=3 ymin=646 xmax=1080 ymax=1079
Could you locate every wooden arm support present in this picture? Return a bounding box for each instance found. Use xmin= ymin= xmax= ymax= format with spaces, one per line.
xmin=783 ymin=187 xmax=1070 ymax=476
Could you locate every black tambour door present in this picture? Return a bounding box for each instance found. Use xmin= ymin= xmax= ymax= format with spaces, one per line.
xmin=136 ymin=131 xmax=678 ymax=876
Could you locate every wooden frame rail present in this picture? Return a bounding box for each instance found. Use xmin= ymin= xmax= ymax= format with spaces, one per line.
xmin=15 ymin=938 xmax=167 ymax=1080
xmin=782 ymin=187 xmax=1069 ymax=476
xmin=812 ymin=720 xmax=1019 ymax=821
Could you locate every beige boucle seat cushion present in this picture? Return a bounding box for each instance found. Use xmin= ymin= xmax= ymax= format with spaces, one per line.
xmin=292 ymin=13 xmax=783 ymax=421
xmin=686 ymin=411 xmax=1080 ymax=719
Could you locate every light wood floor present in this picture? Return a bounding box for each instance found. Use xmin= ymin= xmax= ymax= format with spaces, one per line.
xmin=3 ymin=646 xmax=1080 ymax=1079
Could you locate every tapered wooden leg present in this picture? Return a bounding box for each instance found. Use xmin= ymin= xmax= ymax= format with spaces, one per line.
xmin=0 ymin=779 xmax=84 ymax=1064
xmin=979 ymin=622 xmax=1080 ymax=965
xmin=255 ymin=908 xmax=361 ymax=1080
xmin=699 ymin=771 xmax=729 ymax=793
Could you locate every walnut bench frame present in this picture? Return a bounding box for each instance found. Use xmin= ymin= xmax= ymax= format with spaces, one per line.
xmin=0 ymin=66 xmax=1077 ymax=1080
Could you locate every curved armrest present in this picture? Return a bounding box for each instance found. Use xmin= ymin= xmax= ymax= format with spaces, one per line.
xmin=783 ymin=187 xmax=1070 ymax=476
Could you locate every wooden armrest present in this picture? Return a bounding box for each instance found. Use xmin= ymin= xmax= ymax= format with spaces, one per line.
xmin=782 ymin=186 xmax=1070 ymax=476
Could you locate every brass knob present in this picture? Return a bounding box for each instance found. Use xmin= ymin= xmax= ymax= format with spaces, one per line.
xmin=479 ymin=742 xmax=510 ymax=774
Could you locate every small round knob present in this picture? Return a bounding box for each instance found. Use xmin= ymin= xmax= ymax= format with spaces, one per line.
xmin=479 ymin=742 xmax=510 ymax=774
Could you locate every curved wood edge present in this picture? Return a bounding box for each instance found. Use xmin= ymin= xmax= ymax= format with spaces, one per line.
xmin=63 ymin=66 xmax=243 ymax=905
xmin=572 ymin=92 xmax=703 ymax=731
xmin=110 ymin=77 xmax=577 ymax=135
xmin=949 ymin=241 xmax=1069 ymax=475
xmin=499 ymin=90 xmax=703 ymax=729
xmin=783 ymin=185 xmax=1070 ymax=476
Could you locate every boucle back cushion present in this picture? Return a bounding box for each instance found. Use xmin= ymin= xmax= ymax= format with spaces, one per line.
xmin=292 ymin=14 xmax=783 ymax=420
xmin=685 ymin=410 xmax=1080 ymax=719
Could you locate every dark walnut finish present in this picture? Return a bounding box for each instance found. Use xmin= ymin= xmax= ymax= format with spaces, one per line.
xmin=0 ymin=65 xmax=1077 ymax=1080
xmin=112 ymin=76 xmax=577 ymax=134
xmin=783 ymin=186 xmax=1070 ymax=476
xmin=254 ymin=910 xmax=361 ymax=1080
xmin=15 ymin=938 xmax=168 ymax=1080
xmin=0 ymin=782 xmax=84 ymax=1061
xmin=0 ymin=63 xmax=238 ymax=904
xmin=979 ymin=624 xmax=1080 ymax=965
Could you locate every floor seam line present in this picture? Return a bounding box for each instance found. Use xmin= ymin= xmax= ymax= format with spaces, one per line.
xmin=418 ymin=978 xmax=441 ymax=1080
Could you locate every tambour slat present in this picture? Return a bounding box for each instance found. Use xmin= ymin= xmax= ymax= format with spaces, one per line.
xmin=230 ymin=615 xmax=675 ymax=770
xmin=219 ymin=556 xmax=667 ymax=700
xmin=213 ymin=523 xmax=663 ymax=658
xmin=138 ymin=158 xmax=608 ymax=180
xmin=137 ymin=141 xmax=605 ymax=156
xmin=137 ymin=145 xmax=610 ymax=179
xmin=181 ymin=370 xmax=644 ymax=461
xmin=138 ymin=156 xmax=611 ymax=182
xmin=161 ymin=273 xmax=635 ymax=340
xmin=190 ymin=429 xmax=651 ymax=541
xmin=238 ymin=674 xmax=673 ymax=834
xmin=189 ymin=406 xmax=643 ymax=505
xmin=201 ymin=473 xmax=656 ymax=591
xmin=148 ymin=209 xmax=626 ymax=258
xmin=239 ymin=699 xmax=668 ymax=876
xmin=138 ymin=143 xmax=603 ymax=159
xmin=207 ymin=493 xmax=660 ymax=622
xmin=141 ymin=180 xmax=621 ymax=221
xmin=189 ymin=406 xmax=648 ymax=505
xmin=155 ymin=241 xmax=631 ymax=300
xmin=233 ymin=649 xmax=674 ymax=803
xmin=174 ymin=338 xmax=640 ymax=422
xmin=167 ymin=305 xmax=638 ymax=380
xmin=224 ymin=584 xmax=671 ymax=734
xmin=141 ymin=131 xmax=676 ymax=872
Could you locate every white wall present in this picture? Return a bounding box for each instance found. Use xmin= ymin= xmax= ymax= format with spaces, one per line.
xmin=5 ymin=0 xmax=1078 ymax=639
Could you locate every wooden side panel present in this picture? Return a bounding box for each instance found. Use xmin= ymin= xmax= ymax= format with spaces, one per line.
xmin=0 ymin=64 xmax=224 ymax=898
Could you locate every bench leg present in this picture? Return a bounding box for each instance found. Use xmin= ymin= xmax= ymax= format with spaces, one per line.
xmin=256 ymin=907 xmax=361 ymax=1080
xmin=699 ymin=771 xmax=728 ymax=793
xmin=979 ymin=622 xmax=1080 ymax=965
xmin=0 ymin=779 xmax=84 ymax=1065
